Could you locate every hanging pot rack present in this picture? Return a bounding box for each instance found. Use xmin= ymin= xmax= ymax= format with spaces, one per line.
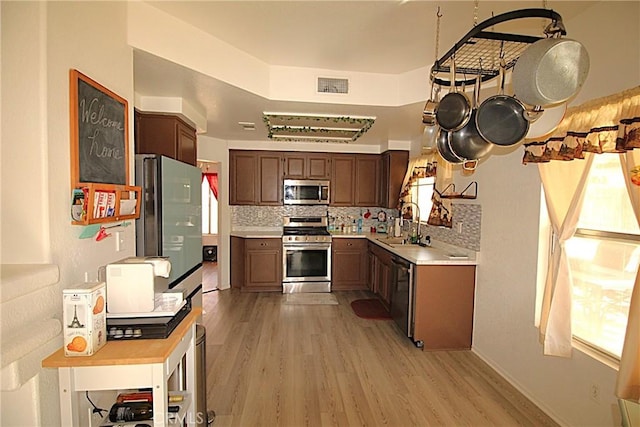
xmin=431 ymin=8 xmax=566 ymax=88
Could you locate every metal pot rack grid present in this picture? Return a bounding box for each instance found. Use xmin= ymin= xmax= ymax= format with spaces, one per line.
xmin=431 ymin=8 xmax=566 ymax=87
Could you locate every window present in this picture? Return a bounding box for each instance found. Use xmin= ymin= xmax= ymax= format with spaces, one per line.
xmin=410 ymin=176 xmax=435 ymax=223
xmin=201 ymin=177 xmax=218 ymax=234
xmin=566 ymin=154 xmax=640 ymax=358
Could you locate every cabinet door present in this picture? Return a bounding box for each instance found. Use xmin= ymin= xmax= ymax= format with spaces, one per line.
xmin=177 ymin=121 xmax=197 ymax=166
xmin=283 ymin=153 xmax=331 ymax=179
xmin=331 ymin=155 xmax=355 ymax=206
xmin=283 ymin=154 xmax=306 ymax=179
xmin=355 ymin=154 xmax=379 ymax=206
xmin=135 ymin=112 xmax=178 ymax=159
xmin=332 ymin=238 xmax=368 ymax=290
xmin=380 ymin=151 xmax=409 ymax=209
xmin=230 ymin=236 xmax=245 ymax=288
xmin=258 ymin=153 xmax=283 ymax=205
xmin=229 ymin=151 xmax=257 ymax=205
xmin=413 ymin=265 xmax=476 ymax=350
xmin=244 ymin=239 xmax=282 ymax=291
xmin=135 ymin=112 xmax=197 ymax=165
xmin=307 ymin=153 xmax=331 ymax=179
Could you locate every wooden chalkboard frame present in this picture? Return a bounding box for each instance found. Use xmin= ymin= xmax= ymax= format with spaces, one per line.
xmin=70 ymin=69 xmax=129 ymax=187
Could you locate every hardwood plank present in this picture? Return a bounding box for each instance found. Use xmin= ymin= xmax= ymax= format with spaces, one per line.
xmin=202 ymin=290 xmax=559 ymax=427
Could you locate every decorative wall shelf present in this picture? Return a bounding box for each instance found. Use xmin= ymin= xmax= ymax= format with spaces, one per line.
xmin=71 ymin=183 xmax=141 ymax=225
xmin=436 ymin=182 xmax=477 ymax=199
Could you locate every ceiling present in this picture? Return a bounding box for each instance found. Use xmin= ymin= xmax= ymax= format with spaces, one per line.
xmin=133 ymin=1 xmax=595 ymax=148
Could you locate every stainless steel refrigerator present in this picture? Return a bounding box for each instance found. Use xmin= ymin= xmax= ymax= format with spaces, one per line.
xmin=135 ymin=154 xmax=203 ymax=306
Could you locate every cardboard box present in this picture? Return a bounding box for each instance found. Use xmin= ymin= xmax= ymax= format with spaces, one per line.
xmin=63 ymin=282 xmax=106 ymax=356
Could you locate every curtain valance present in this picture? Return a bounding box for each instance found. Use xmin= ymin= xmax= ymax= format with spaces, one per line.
xmin=523 ymin=85 xmax=640 ymax=164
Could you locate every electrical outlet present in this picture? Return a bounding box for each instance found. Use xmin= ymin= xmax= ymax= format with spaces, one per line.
xmin=115 ymin=231 xmax=125 ymax=252
xmin=590 ymin=383 xmax=600 ymax=403
xmin=457 ymin=222 xmax=463 ymax=234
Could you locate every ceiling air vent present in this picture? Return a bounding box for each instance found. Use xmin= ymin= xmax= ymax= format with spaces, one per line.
xmin=317 ymin=77 xmax=348 ymax=94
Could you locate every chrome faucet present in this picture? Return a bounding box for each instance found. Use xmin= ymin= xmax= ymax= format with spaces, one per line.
xmin=401 ymin=201 xmax=421 ymax=243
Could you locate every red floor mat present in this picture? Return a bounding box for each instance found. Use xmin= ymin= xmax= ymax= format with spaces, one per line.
xmin=350 ymin=298 xmax=392 ymax=320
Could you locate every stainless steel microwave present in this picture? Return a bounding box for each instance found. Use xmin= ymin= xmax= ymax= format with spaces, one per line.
xmin=283 ymin=179 xmax=330 ymax=205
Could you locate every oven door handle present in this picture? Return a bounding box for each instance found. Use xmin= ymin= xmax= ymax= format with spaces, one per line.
xmin=283 ymin=243 xmax=331 ymax=250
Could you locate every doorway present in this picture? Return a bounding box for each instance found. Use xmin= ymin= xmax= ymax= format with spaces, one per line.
xmin=199 ymin=161 xmax=220 ymax=292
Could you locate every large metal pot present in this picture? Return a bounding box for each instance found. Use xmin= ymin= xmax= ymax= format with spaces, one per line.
xmin=476 ymin=61 xmax=530 ymax=146
xmin=512 ymin=37 xmax=590 ymax=106
xmin=436 ymin=57 xmax=472 ymax=131
xmin=448 ymin=76 xmax=493 ymax=161
xmin=436 ymin=130 xmax=463 ymax=164
xmin=525 ymin=103 xmax=567 ymax=139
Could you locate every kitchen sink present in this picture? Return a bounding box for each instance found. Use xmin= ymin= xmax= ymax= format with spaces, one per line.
xmin=375 ymin=237 xmax=409 ymax=247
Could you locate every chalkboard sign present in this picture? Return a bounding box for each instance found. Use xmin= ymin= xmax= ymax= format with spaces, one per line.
xmin=70 ymin=70 xmax=129 ymax=187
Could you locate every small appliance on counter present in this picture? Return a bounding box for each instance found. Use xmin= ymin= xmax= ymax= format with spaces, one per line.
xmin=105 ymin=256 xmax=171 ymax=314
xmin=103 ymin=257 xmax=192 ymax=340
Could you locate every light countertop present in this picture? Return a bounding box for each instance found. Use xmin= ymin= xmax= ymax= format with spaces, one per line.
xmin=231 ymin=228 xmax=478 ymax=266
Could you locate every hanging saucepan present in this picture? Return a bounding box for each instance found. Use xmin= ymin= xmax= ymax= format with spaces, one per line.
xmin=422 ymin=123 xmax=439 ymax=151
xmin=512 ymin=37 xmax=590 ymax=107
xmin=436 ymin=129 xmax=463 ymax=164
xmin=436 ymin=56 xmax=472 ymax=131
xmin=525 ymin=103 xmax=567 ymax=139
xmin=422 ymin=80 xmax=440 ymax=126
xmin=476 ymin=59 xmax=530 ymax=146
xmin=448 ymin=73 xmax=493 ymax=162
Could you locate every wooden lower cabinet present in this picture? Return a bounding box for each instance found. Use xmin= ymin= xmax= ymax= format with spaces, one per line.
xmin=367 ymin=242 xmax=393 ymax=308
xmin=230 ymin=237 xmax=282 ymax=291
xmin=331 ymin=238 xmax=368 ymax=290
xmin=413 ymin=265 xmax=476 ymax=350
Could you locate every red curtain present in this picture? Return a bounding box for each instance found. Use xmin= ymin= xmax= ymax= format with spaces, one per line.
xmin=203 ymin=173 xmax=218 ymax=199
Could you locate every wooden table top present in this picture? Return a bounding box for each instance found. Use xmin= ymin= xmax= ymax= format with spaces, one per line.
xmin=42 ymin=308 xmax=201 ymax=368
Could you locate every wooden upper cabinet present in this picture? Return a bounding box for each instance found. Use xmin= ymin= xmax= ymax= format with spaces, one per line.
xmin=379 ymin=150 xmax=409 ymax=209
xmin=135 ymin=111 xmax=197 ymax=165
xmin=331 ymin=155 xmax=355 ymax=206
xmin=229 ymin=150 xmax=283 ymax=206
xmin=283 ymin=153 xmax=331 ymax=179
xmin=229 ymin=150 xmax=257 ymax=205
xmin=355 ymin=154 xmax=379 ymax=206
xmin=258 ymin=152 xmax=283 ymax=205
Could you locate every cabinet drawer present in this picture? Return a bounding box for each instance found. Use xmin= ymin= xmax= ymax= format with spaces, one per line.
xmin=332 ymin=238 xmax=367 ymax=251
xmin=245 ymin=238 xmax=281 ymax=250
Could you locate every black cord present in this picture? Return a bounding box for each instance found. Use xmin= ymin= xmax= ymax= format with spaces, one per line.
xmin=85 ymin=391 xmax=106 ymax=417
xmin=203 ymin=288 xmax=219 ymax=294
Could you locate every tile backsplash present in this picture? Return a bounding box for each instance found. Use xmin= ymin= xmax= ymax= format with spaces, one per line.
xmin=231 ymin=203 xmax=481 ymax=251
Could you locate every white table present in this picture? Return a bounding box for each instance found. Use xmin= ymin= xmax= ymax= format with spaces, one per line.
xmin=42 ymin=309 xmax=200 ymax=426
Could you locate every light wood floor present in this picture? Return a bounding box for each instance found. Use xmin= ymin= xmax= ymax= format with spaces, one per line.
xmin=201 ymin=289 xmax=559 ymax=427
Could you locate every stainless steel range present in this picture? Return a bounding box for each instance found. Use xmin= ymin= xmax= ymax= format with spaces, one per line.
xmin=282 ymin=216 xmax=332 ymax=293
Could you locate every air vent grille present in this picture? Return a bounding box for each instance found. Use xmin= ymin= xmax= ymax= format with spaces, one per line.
xmin=317 ymin=77 xmax=348 ymax=94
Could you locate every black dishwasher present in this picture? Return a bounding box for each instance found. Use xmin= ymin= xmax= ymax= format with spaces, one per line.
xmin=390 ymin=256 xmax=416 ymax=344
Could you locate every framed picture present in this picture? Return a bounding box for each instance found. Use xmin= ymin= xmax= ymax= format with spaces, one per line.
xmin=69 ymin=69 xmax=129 ymax=187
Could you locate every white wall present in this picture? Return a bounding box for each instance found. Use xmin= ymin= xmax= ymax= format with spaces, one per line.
xmin=1 ymin=2 xmax=135 ymax=425
xmin=469 ymin=3 xmax=640 ymax=426
xmin=198 ymin=136 xmax=231 ymax=289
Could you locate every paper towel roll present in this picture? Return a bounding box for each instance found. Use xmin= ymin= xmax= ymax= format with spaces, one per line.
xmin=144 ymin=258 xmax=171 ymax=278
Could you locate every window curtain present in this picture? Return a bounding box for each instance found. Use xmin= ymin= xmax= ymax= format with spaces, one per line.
xmin=537 ymin=154 xmax=594 ymax=357
xmin=398 ymin=150 xmax=454 ymax=228
xmin=203 ymin=173 xmax=218 ymax=199
xmin=530 ymin=86 xmax=640 ymax=400
xmin=616 ymin=149 xmax=640 ymax=402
